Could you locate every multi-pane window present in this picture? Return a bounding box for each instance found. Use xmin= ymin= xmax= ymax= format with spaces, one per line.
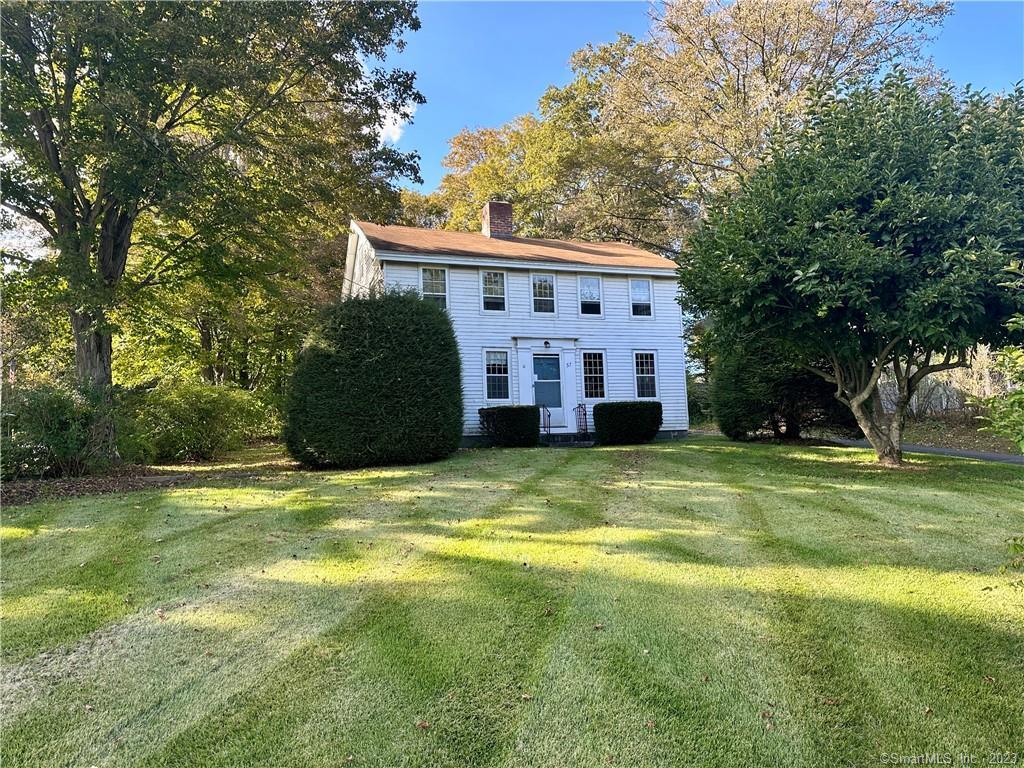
xmin=579 ymin=276 xmax=602 ymax=315
xmin=482 ymin=271 xmax=506 ymax=311
xmin=532 ymin=274 xmax=555 ymax=313
xmin=485 ymin=351 xmax=510 ymax=399
xmin=634 ymin=352 xmax=657 ymax=398
xmin=582 ymin=352 xmax=606 ymax=399
xmin=421 ymin=267 xmax=447 ymax=309
xmin=630 ymin=278 xmax=653 ymax=317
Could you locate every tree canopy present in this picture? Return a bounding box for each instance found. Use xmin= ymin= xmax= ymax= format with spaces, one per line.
xmin=680 ymin=73 xmax=1024 ymax=464
xmin=1 ymin=1 xmax=423 ymax=415
xmin=429 ymin=0 xmax=950 ymax=253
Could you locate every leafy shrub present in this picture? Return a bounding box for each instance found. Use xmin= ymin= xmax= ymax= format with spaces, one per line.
xmin=284 ymin=291 xmax=463 ymax=469
xmin=1 ymin=382 xmax=106 ymax=480
xmin=593 ymin=401 xmax=663 ymax=445
xmin=712 ymin=342 xmax=859 ymax=441
xmin=979 ymin=347 xmax=1024 ymax=452
xmin=686 ymin=375 xmax=712 ymax=424
xmin=479 ymin=405 xmax=540 ymax=447
xmin=123 ymin=378 xmax=270 ymax=462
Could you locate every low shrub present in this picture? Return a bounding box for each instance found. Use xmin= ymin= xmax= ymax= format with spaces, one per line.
xmin=593 ymin=401 xmax=663 ymax=445
xmin=478 ymin=405 xmax=540 ymax=447
xmin=123 ymin=378 xmax=270 ymax=462
xmin=1 ymin=382 xmax=106 ymax=480
xmin=284 ymin=290 xmax=463 ymax=469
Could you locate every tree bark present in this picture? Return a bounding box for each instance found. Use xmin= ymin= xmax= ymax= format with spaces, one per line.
xmin=848 ymin=383 xmax=907 ymax=466
xmin=71 ymin=310 xmax=113 ymax=389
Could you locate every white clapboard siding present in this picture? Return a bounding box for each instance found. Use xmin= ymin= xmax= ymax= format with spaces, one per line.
xmin=379 ymin=258 xmax=689 ymax=435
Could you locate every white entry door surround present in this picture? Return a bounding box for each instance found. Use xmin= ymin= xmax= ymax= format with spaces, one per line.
xmin=514 ymin=337 xmax=576 ymax=430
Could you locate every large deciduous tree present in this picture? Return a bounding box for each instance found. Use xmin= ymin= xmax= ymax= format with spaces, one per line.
xmin=436 ymin=0 xmax=949 ymax=253
xmin=680 ymin=74 xmax=1024 ymax=465
xmin=2 ymin=1 xmax=422 ymax=452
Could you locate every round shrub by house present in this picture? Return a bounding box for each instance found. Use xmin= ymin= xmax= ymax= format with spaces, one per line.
xmin=593 ymin=401 xmax=663 ymax=445
xmin=478 ymin=405 xmax=540 ymax=447
xmin=284 ymin=291 xmax=463 ymax=468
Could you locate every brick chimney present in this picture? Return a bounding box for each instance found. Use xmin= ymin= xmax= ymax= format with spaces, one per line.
xmin=481 ymin=201 xmax=513 ymax=238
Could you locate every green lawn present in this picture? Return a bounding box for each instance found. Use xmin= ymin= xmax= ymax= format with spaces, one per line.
xmin=2 ymin=437 xmax=1022 ymax=767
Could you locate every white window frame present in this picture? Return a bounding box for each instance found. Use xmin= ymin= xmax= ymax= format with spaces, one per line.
xmin=530 ymin=272 xmax=557 ymax=316
xmin=479 ymin=269 xmax=508 ymax=314
xmin=419 ymin=266 xmax=448 ymax=309
xmin=577 ymin=275 xmax=603 ymax=318
xmin=581 ymin=350 xmax=607 ymax=401
xmin=629 ymin=278 xmax=654 ymax=319
xmin=483 ymin=349 xmax=512 ymax=402
xmin=633 ymin=350 xmax=658 ymax=399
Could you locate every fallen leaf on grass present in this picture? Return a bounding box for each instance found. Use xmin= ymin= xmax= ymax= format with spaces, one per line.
xmin=415 ymin=719 xmax=430 ymax=730
xmin=644 ymin=720 xmax=655 ymax=730
xmin=593 ymin=623 xmax=605 ymax=631
xmin=520 ymin=693 xmax=533 ymax=701
xmin=155 ymin=608 xmax=166 ymax=620
xmin=923 ymin=707 xmax=934 ymax=716
xmin=983 ymin=675 xmax=996 ymax=684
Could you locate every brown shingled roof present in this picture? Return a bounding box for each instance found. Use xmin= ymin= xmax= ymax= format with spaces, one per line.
xmin=354 ymin=221 xmax=675 ymax=271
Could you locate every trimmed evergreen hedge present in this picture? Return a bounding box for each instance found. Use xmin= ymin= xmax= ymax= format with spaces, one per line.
xmin=593 ymin=401 xmax=663 ymax=445
xmin=284 ymin=291 xmax=463 ymax=468
xmin=478 ymin=405 xmax=540 ymax=447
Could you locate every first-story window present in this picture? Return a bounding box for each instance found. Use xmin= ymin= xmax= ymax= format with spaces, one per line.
xmin=482 ymin=271 xmax=506 ymax=312
xmin=532 ymin=273 xmax=555 ymax=313
xmin=579 ymin=276 xmax=602 ymax=315
xmin=630 ymin=278 xmax=653 ymax=317
xmin=634 ymin=352 xmax=657 ymax=398
xmin=582 ymin=352 xmax=605 ymax=399
xmin=485 ymin=351 xmax=510 ymax=399
xmin=421 ymin=267 xmax=447 ymax=309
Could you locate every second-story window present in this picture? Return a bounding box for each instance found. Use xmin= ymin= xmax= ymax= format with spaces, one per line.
xmin=481 ymin=270 xmax=506 ymax=311
xmin=532 ymin=274 xmax=555 ymax=313
xmin=421 ymin=267 xmax=447 ymax=309
xmin=630 ymin=278 xmax=653 ymax=317
xmin=579 ymin=276 xmax=602 ymax=315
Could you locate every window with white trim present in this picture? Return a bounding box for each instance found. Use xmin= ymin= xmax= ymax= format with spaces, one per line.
xmin=634 ymin=352 xmax=657 ymax=398
xmin=532 ymin=273 xmax=555 ymax=313
xmin=485 ymin=351 xmax=510 ymax=399
xmin=421 ymin=267 xmax=447 ymax=309
xmin=582 ymin=352 xmax=605 ymax=399
xmin=579 ymin=276 xmax=602 ymax=315
xmin=630 ymin=278 xmax=652 ymax=317
xmin=482 ymin=271 xmax=506 ymax=311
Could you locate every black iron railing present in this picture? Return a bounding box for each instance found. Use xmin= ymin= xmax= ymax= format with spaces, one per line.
xmin=540 ymin=406 xmax=551 ymax=435
xmin=574 ymin=403 xmax=589 ymax=437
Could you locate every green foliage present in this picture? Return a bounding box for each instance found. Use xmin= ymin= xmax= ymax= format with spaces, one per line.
xmin=980 ymin=347 xmax=1024 ymax=452
xmin=685 ymin=375 xmax=712 ymax=424
xmin=1 ymin=383 xmax=106 ymax=479
xmin=593 ymin=401 xmax=663 ymax=445
xmin=710 ymin=342 xmax=859 ymax=441
xmin=478 ymin=406 xmax=540 ymax=448
xmin=681 ymin=73 xmax=1024 ymax=462
xmin=2 ymin=2 xmax=422 ymax=409
xmin=284 ymin=291 xmax=463 ymax=469
xmin=120 ymin=379 xmax=271 ymax=463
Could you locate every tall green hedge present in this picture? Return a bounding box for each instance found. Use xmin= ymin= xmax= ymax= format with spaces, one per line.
xmin=284 ymin=291 xmax=463 ymax=468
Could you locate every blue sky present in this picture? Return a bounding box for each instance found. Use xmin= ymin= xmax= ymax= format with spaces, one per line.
xmin=388 ymin=1 xmax=1024 ymax=192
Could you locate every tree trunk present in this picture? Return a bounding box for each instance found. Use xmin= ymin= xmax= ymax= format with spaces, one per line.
xmin=71 ymin=310 xmax=113 ymax=388
xmin=850 ymin=390 xmax=905 ymax=467
xmin=70 ymin=309 xmax=119 ymax=462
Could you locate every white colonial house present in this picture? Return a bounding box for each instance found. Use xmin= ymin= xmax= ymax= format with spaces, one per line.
xmin=342 ymin=201 xmax=689 ymax=440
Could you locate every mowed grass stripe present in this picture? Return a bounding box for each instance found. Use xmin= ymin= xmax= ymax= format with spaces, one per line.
xmin=135 ymin=449 xmax=610 ymax=767
xmin=2 ymin=437 xmax=1022 ymax=767
xmin=2 ymin=450 xmax=566 ymax=767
